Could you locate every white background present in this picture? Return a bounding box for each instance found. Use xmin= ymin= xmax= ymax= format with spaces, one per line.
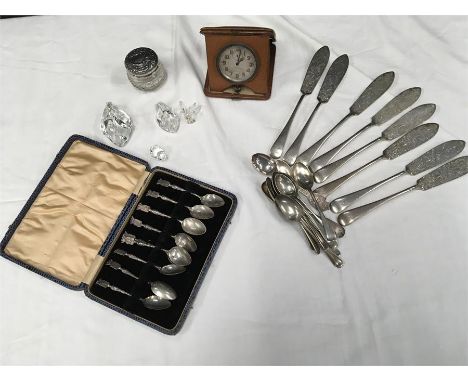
xmin=0 ymin=15 xmax=467 ymax=365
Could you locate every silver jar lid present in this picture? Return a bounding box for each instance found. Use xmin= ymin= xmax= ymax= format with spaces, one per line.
xmin=125 ymin=47 xmax=159 ymax=76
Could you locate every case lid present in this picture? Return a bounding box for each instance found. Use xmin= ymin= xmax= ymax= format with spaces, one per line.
xmin=1 ymin=136 xmax=150 ymax=289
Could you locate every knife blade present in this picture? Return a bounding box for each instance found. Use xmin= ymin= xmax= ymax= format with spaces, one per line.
xmin=317 ymin=54 xmax=349 ymax=102
xmin=417 ymin=156 xmax=468 ymax=191
xmin=383 ymin=123 xmax=439 ymax=160
xmin=349 ymin=71 xmax=395 ymax=115
xmin=382 ymin=103 xmax=436 ymax=140
xmin=408 ymin=140 xmax=466 ymax=175
xmin=372 ymin=87 xmax=422 ymax=125
xmin=300 ymin=45 xmax=331 ymax=94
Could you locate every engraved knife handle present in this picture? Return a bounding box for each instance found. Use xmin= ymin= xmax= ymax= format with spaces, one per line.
xmin=283 ymin=102 xmax=322 ymax=165
xmin=330 ymin=171 xmax=406 ymax=214
xmin=338 ymin=185 xmax=417 ymax=226
xmin=314 ymin=156 xmax=384 ymax=197
xmin=296 ymin=113 xmax=351 ymax=165
xmin=310 ymin=122 xmax=374 ymax=172
xmin=314 ymin=136 xmax=382 ymax=183
xmin=270 ymin=94 xmax=305 ymax=159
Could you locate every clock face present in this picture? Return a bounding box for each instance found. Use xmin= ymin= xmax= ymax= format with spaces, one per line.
xmin=217 ymin=44 xmax=258 ymax=83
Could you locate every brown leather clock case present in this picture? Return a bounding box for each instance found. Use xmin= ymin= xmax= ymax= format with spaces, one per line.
xmin=201 ymin=26 xmax=276 ymax=100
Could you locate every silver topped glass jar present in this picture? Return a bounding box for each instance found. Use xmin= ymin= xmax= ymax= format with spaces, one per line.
xmin=125 ymin=47 xmax=167 ymax=91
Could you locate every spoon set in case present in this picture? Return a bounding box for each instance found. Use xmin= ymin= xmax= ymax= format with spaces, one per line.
xmin=1 ymin=136 xmax=236 ymax=334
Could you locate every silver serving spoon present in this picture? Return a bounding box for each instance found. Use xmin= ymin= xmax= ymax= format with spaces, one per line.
xmin=308 ymin=87 xmax=422 ymax=172
xmin=137 ymin=204 xmax=206 ymax=236
xmin=313 ymin=123 xmax=440 ymax=203
xmin=330 ymin=140 xmax=466 ymax=213
xmin=147 ymin=191 xmax=215 ymax=220
xmin=338 ymin=156 xmax=468 ymax=226
xmin=114 ymin=249 xmax=186 ymax=275
xmin=121 ymin=233 xmax=192 ymax=266
xmin=156 ymin=179 xmax=225 ymax=207
xmin=283 ymin=54 xmax=349 ymax=164
xmin=270 ymin=46 xmax=330 ymax=159
xmin=141 ymin=295 xmax=172 ymax=310
xmin=291 ymin=163 xmax=336 ymax=241
xmin=275 ymin=194 xmax=343 ymax=268
xmin=313 ymin=103 xmax=436 ymax=183
xmin=149 ymin=281 xmax=177 ymax=300
xmin=130 ymin=218 xmax=197 ymax=252
xmin=296 ymin=71 xmax=395 ymax=165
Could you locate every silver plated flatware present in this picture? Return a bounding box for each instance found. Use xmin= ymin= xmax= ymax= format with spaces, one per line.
xmin=114 ymin=249 xmax=186 ymax=275
xmin=295 ymin=71 xmax=395 ymax=165
xmin=283 ymin=54 xmax=349 ymax=164
xmin=141 ymin=295 xmax=172 ymax=310
xmin=330 ymin=140 xmax=465 ymax=213
xmin=314 ymin=103 xmax=436 ymax=183
xmin=147 ymin=190 xmax=214 ymax=219
xmin=270 ymin=46 xmax=330 ymax=159
xmin=275 ymin=194 xmax=343 ymax=268
xmin=156 ymin=179 xmax=225 ymax=207
xmin=130 ymin=218 xmax=197 ymax=252
xmin=313 ymin=122 xmax=439 ymax=203
xmin=309 ymin=87 xmax=422 ymax=172
xmin=338 ymin=156 xmax=468 ymax=226
xmin=149 ymin=281 xmax=177 ymax=301
xmin=137 ymin=203 xmax=206 ymax=236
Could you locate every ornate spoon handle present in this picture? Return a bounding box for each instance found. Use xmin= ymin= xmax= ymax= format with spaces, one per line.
xmin=270 ymin=95 xmax=305 ymax=159
xmin=309 ymin=122 xmax=374 ymax=172
xmin=337 ymin=186 xmax=417 ymax=226
xmin=147 ymin=190 xmax=178 ymax=204
xmin=96 ymin=279 xmax=131 ymax=296
xmin=329 ymin=171 xmax=406 ymax=214
xmin=314 ymin=136 xmax=382 ymax=183
xmin=314 ymin=156 xmax=383 ymax=198
xmin=106 ymin=260 xmax=139 ymax=279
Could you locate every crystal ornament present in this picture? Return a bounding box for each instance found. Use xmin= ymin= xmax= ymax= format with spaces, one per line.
xmin=178 ymin=101 xmax=201 ymax=124
xmin=155 ymin=102 xmax=180 ymax=133
xmin=150 ymin=145 xmax=169 ymax=161
xmin=100 ymin=102 xmax=134 ymax=147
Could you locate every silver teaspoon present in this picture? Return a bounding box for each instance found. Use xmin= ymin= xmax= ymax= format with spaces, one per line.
xmin=275 ymin=194 xmax=343 ymax=268
xmin=330 ymin=140 xmax=465 ymax=214
xmin=114 ymin=249 xmax=186 ymax=275
xmin=137 ymin=204 xmax=206 ymax=235
xmin=338 ymin=156 xmax=468 ymax=226
xmin=156 ymin=179 xmax=225 ymax=207
xmin=147 ymin=190 xmax=214 ymax=219
xmin=130 ymin=218 xmax=197 ymax=252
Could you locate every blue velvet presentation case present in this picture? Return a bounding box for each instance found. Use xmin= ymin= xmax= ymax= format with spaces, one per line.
xmin=0 ymin=135 xmax=237 ymax=335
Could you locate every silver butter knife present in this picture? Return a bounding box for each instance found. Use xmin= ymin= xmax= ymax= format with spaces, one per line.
xmin=330 ymin=140 xmax=465 ymax=213
xmin=338 ymin=156 xmax=468 ymax=226
xmin=295 ymin=71 xmax=396 ymax=165
xmin=270 ymin=46 xmax=330 ymax=159
xmin=283 ymin=54 xmax=349 ymax=164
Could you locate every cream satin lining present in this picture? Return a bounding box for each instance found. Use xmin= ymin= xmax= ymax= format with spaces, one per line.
xmin=5 ymin=140 xmax=147 ymax=286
